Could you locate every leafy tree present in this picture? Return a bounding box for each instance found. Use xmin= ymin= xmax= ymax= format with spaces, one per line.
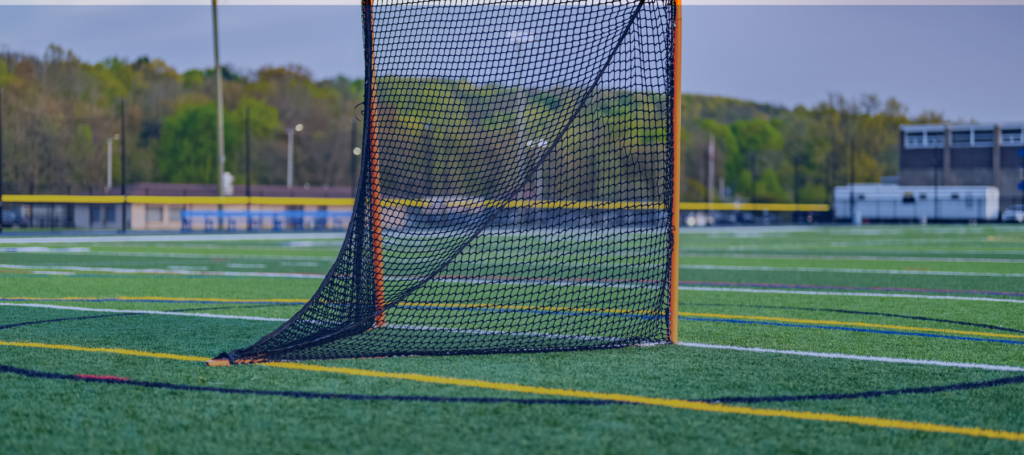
xmin=157 ymin=98 xmax=278 ymax=183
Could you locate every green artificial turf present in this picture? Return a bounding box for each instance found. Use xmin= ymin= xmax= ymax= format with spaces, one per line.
xmin=1 ymin=225 xmax=1022 ymax=454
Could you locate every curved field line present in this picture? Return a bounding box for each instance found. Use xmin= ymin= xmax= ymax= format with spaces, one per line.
xmin=0 ymin=339 xmax=1022 ymax=441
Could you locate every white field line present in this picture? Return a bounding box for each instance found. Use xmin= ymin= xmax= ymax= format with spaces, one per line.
xmin=677 ymin=286 xmax=1024 ymax=303
xmin=1 ymin=247 xmax=91 ymax=253
xmin=682 ymin=247 xmax=1024 ymax=256
xmin=0 ymin=264 xmax=323 ymax=279
xmin=676 ymin=342 xmax=1024 ymax=372
xmin=0 ymin=232 xmax=346 ymax=245
xmin=2 ymin=263 xmax=1019 ymax=303
xmin=1 ymin=301 xmax=623 ymax=342
xmin=9 ymin=301 xmax=1023 ymax=371
xmin=678 ymin=264 xmax=1024 ymax=278
xmin=0 ymin=302 xmax=288 ymax=322
xmin=679 ymin=253 xmax=1024 ymax=264
xmin=6 ymin=250 xmax=337 ymax=262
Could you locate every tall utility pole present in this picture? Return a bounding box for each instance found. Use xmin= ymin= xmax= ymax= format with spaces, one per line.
xmin=120 ymin=99 xmax=127 ymax=233
xmin=707 ymin=134 xmax=715 ymax=211
xmin=350 ymin=118 xmax=358 ymax=196
xmin=212 ymin=0 xmax=225 ymax=197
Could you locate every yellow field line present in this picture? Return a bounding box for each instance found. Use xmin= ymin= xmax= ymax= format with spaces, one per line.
xmin=262 ymin=361 xmax=1024 ymax=441
xmin=0 ymin=340 xmax=207 ymax=362
xmin=0 ymin=194 xmax=830 ymax=212
xmin=1 ymin=338 xmax=1022 ymax=441
xmin=680 ymin=312 xmax=1024 ymax=341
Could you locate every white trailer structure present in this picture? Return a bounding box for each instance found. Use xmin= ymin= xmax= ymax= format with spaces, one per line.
xmin=833 ymin=184 xmax=1000 ymax=221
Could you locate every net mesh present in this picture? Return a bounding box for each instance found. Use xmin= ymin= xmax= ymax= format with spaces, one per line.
xmin=219 ymin=0 xmax=677 ymax=362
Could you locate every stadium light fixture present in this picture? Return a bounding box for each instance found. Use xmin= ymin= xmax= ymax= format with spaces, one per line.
xmin=287 ymin=124 xmax=303 ymax=189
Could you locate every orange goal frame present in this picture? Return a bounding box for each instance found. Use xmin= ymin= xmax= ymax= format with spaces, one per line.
xmin=669 ymin=0 xmax=681 ymax=344
xmin=362 ymin=0 xmax=681 ymax=340
xmin=365 ymin=0 xmax=386 ymax=327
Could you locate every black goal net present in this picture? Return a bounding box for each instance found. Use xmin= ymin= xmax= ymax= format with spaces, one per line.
xmin=214 ymin=0 xmax=678 ymax=363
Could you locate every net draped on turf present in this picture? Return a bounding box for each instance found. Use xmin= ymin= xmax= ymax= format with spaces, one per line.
xmin=218 ymin=0 xmax=677 ymax=362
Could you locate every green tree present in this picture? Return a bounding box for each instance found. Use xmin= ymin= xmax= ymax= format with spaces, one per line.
xmin=157 ymin=98 xmax=279 ymax=183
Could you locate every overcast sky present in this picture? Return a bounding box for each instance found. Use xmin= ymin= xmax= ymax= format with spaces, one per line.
xmin=0 ymin=5 xmax=1021 ymax=122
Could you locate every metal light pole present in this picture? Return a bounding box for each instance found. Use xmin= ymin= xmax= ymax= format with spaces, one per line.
xmin=245 ymin=107 xmax=251 ymax=199
xmin=933 ymin=148 xmax=939 ymax=221
xmin=750 ymin=151 xmax=757 ymax=205
xmin=245 ymin=107 xmax=252 ymax=230
xmin=212 ymin=0 xmax=226 ymax=197
xmin=350 ymin=118 xmax=359 ymax=196
xmin=422 ymin=123 xmax=433 ymax=196
xmin=509 ymin=30 xmax=532 ymax=210
xmin=793 ymin=154 xmax=799 ymax=223
xmin=708 ymin=134 xmax=715 ymax=212
xmin=286 ymin=124 xmax=303 ymax=189
xmin=106 ymin=135 xmax=118 ymax=191
xmin=120 ymin=98 xmax=127 ymax=233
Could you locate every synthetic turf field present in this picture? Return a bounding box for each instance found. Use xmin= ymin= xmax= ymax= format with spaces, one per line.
xmin=1 ymin=225 xmax=1022 ymax=453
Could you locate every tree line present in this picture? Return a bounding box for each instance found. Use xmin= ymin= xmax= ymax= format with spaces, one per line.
xmin=0 ymin=44 xmax=364 ymax=195
xmin=0 ymin=45 xmax=946 ymax=204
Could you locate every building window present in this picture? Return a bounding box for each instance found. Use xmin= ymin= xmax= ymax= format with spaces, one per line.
xmin=951 ymin=193 xmax=959 ymax=200
xmin=1002 ymin=129 xmax=1023 ymax=145
xmin=905 ymin=132 xmax=924 ymax=148
xmin=105 ymin=205 xmax=116 ymax=223
xmin=146 ymin=205 xmax=163 ymax=222
xmin=925 ymin=132 xmax=945 ymax=147
xmin=90 ymin=205 xmax=101 ymax=224
xmin=951 ymin=131 xmax=971 ymax=147
xmin=169 ymin=206 xmax=184 ymax=222
xmin=902 ymin=192 xmax=914 ymax=203
xmin=973 ymin=130 xmax=993 ymax=146
xmin=919 ymin=194 xmax=928 ymax=200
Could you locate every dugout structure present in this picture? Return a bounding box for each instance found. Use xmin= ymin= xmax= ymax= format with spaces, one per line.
xmin=211 ymin=0 xmax=681 ymax=364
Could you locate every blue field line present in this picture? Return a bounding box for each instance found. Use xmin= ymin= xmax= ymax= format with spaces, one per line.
xmin=680 ymin=317 xmax=1024 ymax=345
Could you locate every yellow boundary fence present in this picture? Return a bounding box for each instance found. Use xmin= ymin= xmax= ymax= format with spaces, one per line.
xmin=0 ymin=194 xmax=829 ymax=213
